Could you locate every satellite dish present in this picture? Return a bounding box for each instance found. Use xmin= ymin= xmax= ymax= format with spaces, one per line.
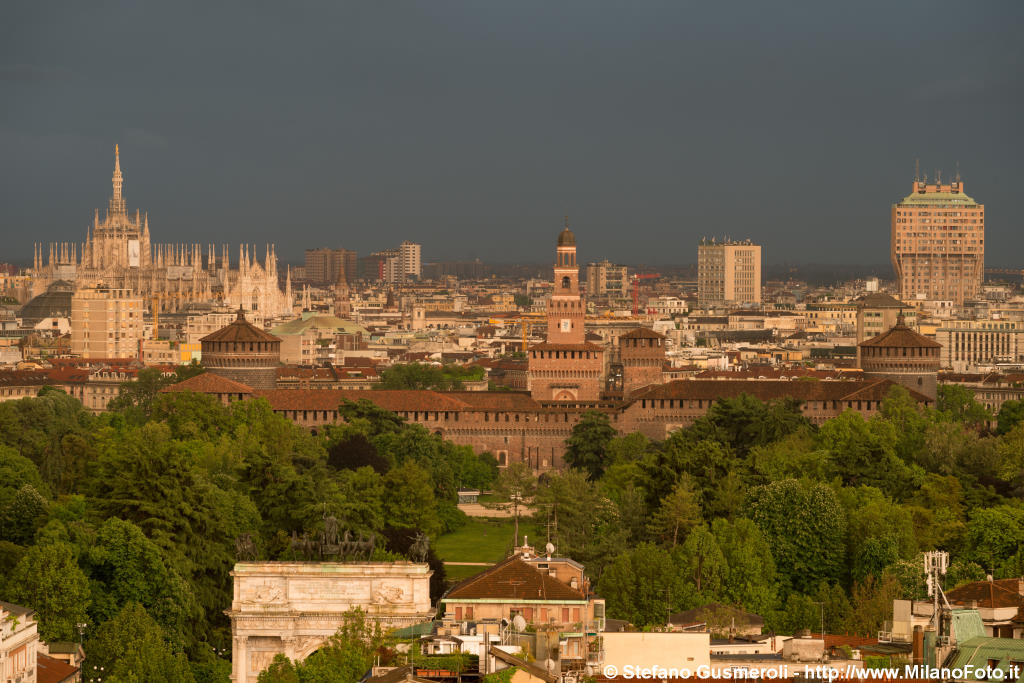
xmin=545 ymin=542 xmax=555 ymax=556
xmin=513 ymin=614 xmax=527 ymax=632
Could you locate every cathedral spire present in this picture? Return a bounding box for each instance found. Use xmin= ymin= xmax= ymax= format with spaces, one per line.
xmin=109 ymin=143 xmax=126 ymax=216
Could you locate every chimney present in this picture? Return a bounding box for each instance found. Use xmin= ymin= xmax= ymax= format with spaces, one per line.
xmin=912 ymin=626 xmax=923 ymax=665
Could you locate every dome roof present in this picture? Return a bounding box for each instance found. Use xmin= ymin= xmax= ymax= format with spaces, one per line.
xmin=19 ymin=280 xmax=74 ymax=327
xmin=201 ymin=308 xmax=281 ymax=344
xmin=557 ymin=227 xmax=576 ymax=247
xmin=859 ymin=315 xmax=941 ymax=349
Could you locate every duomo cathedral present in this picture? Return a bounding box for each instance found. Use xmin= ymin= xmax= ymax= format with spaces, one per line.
xmin=31 ymin=145 xmax=292 ymax=316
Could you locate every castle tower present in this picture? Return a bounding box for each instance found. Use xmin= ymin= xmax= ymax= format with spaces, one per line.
xmin=528 ymin=220 xmax=605 ymax=404
xmin=200 ymin=308 xmax=282 ymax=390
xmin=620 ymin=327 xmax=666 ymax=397
xmin=547 ymin=220 xmax=585 ymax=344
xmin=858 ymin=312 xmax=941 ymax=401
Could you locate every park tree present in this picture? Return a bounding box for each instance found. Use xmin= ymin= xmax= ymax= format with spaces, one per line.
xmin=83 ymin=603 xmax=195 ymax=683
xmin=712 ymin=518 xmax=779 ymax=615
xmin=936 ymin=384 xmax=992 ymax=428
xmin=687 ymin=394 xmax=810 ymax=456
xmin=107 ymin=367 xmax=177 ymax=419
xmin=747 ymin=479 xmax=847 ymax=594
xmin=87 ymin=422 xmax=262 ymax=642
xmin=327 ymin=431 xmax=389 ymax=473
xmin=818 ymin=411 xmax=919 ymax=497
xmin=83 ymin=518 xmax=199 ymax=650
xmin=965 ymin=504 xmax=1024 ymax=577
xmin=336 ymin=398 xmax=406 ymax=435
xmin=675 ymin=524 xmax=727 ymax=599
xmin=489 ymin=462 xmax=536 ymax=546
xmin=996 ymin=399 xmax=1024 ymax=436
xmin=6 ymin=541 xmax=90 ymax=642
xmin=944 ymin=559 xmax=986 ymax=590
xmin=1 ymin=484 xmax=48 ymax=545
xmin=600 ymin=462 xmax=650 ymax=545
xmin=378 ymin=362 xmax=484 ymax=391
xmin=0 ymin=386 xmax=94 ymax=493
xmin=597 ymin=544 xmax=688 ymax=628
xmin=996 ymin=423 xmax=1024 ymax=496
xmin=257 ymin=608 xmax=388 ymax=683
xmin=535 ymin=470 xmax=625 ymax=576
xmin=0 ymin=446 xmax=46 ymax=497
xmin=648 ymin=475 xmax=701 ymax=547
xmin=845 ymin=573 xmax=904 ymax=637
xmin=382 ymin=460 xmax=441 ymax=537
xmin=149 ymin=390 xmax=230 ymax=442
xmin=563 ymin=410 xmax=617 ymax=480
xmin=837 ymin=486 xmax=918 ymax=584
xmin=878 ymin=385 xmax=931 ymax=465
xmin=647 ymin=437 xmax=734 ymax=513
xmin=748 ymin=429 xmax=829 ymax=485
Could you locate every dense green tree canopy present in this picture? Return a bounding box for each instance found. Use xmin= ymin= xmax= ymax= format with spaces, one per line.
xmin=6 ymin=541 xmax=90 ymax=642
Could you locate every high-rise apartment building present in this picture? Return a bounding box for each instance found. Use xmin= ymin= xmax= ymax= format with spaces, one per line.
xmin=304 ymin=248 xmax=356 ymax=285
xmin=70 ymin=286 xmax=144 ymax=358
xmin=585 ymin=260 xmax=628 ymax=299
xmin=891 ymin=175 xmax=984 ymax=305
xmin=697 ymin=239 xmax=762 ymax=307
xmin=398 ymin=241 xmax=422 ymax=281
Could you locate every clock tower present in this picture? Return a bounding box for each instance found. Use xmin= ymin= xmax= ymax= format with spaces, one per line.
xmin=528 ymin=220 xmax=605 ymax=404
xmin=547 ymin=219 xmax=585 ymax=344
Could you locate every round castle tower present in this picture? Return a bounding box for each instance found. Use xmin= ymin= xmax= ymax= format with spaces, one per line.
xmin=858 ymin=312 xmax=941 ymax=401
xmin=200 ymin=308 xmax=281 ymax=390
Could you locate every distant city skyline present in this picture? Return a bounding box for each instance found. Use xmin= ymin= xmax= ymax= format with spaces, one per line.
xmin=3 ymin=2 xmax=1022 ymax=267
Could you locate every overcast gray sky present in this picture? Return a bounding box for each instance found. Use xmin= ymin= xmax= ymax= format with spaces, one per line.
xmin=2 ymin=1 xmax=1022 ymax=267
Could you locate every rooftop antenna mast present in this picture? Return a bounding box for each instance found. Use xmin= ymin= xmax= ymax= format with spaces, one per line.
xmin=924 ymin=550 xmax=951 ymax=630
xmin=955 ymin=161 xmax=961 ymax=183
xmin=914 ymin=159 xmax=921 ymax=183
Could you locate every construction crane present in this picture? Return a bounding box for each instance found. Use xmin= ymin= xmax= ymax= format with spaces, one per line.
xmin=631 ymin=273 xmax=661 ymax=315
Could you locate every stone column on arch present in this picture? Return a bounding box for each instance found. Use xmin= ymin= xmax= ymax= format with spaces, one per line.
xmin=232 ymin=634 xmax=248 ymax=683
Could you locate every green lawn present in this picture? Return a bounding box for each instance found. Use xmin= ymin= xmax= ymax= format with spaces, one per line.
xmin=435 ymin=517 xmax=516 ymax=566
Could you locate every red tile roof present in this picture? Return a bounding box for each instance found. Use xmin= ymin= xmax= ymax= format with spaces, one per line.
xmin=161 ymin=372 xmax=255 ymax=395
xmin=696 ymin=368 xmax=861 ymax=380
xmin=628 ymin=378 xmax=930 ymax=404
xmin=445 ymin=557 xmax=586 ymax=601
xmin=254 ymin=389 xmax=472 ymax=412
xmin=530 ymin=342 xmax=604 ymax=352
xmin=200 ymin=309 xmax=281 ymax=343
xmin=859 ymin=322 xmax=941 ymax=349
xmin=946 ymin=578 xmax=1024 ymax=609
xmin=36 ymin=654 xmax=79 ymax=683
xmin=620 ymin=327 xmax=666 ymax=340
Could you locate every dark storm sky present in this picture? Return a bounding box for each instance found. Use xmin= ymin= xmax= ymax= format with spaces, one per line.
xmin=2 ymin=1 xmax=1022 ymax=267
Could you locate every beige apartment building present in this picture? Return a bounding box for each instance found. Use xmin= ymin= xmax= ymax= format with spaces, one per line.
xmin=585 ymin=260 xmax=628 ymax=299
xmin=70 ymin=286 xmax=144 ymax=359
xmin=891 ymin=176 xmax=984 ymax=305
xmin=697 ymin=239 xmax=761 ymax=307
xmin=937 ymin=319 xmax=1024 ymax=372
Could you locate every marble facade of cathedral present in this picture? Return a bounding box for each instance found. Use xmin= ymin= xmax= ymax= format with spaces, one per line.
xmin=31 ymin=146 xmax=292 ymax=317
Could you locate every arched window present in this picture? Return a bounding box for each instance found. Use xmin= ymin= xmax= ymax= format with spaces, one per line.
xmin=562 ymin=276 xmax=570 ymax=289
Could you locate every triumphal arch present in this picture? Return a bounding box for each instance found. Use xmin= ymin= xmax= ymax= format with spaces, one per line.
xmin=227 ymin=562 xmax=434 ymax=682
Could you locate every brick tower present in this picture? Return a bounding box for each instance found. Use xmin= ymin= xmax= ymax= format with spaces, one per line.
xmin=620 ymin=327 xmax=666 ymax=397
xmin=528 ymin=221 xmax=604 ymax=403
xmin=200 ymin=308 xmax=282 ymax=389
